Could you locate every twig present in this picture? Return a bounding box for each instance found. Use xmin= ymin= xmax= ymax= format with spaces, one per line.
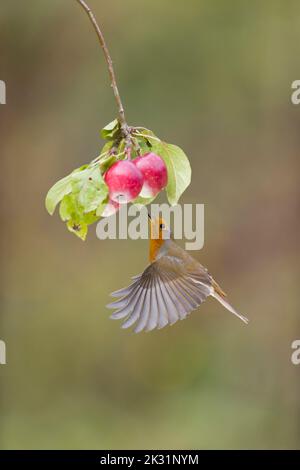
xmin=131 ymin=136 xmax=141 ymax=155
xmin=75 ymin=0 xmax=130 ymax=140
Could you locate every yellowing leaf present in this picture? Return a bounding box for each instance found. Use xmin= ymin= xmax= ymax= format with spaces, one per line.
xmin=67 ymin=220 xmax=88 ymax=241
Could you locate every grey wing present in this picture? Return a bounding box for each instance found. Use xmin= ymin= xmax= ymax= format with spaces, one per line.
xmin=106 ymin=256 xmax=212 ymax=333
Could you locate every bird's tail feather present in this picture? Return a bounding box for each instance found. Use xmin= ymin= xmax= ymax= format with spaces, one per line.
xmin=212 ymin=292 xmax=249 ymax=324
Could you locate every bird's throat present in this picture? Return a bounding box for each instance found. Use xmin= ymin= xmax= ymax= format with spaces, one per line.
xmin=149 ymin=238 xmax=165 ymax=262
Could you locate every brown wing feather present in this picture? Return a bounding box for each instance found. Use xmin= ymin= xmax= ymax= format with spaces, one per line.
xmin=107 ymin=256 xmax=212 ymax=332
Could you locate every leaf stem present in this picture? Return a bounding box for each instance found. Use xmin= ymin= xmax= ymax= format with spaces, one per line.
xmin=75 ymin=0 xmax=130 ymax=140
xmin=90 ymin=150 xmax=109 ymax=164
xmin=132 ymin=132 xmax=161 ymax=143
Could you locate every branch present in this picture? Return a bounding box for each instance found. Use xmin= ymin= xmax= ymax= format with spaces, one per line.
xmin=75 ymin=0 xmax=129 ymax=139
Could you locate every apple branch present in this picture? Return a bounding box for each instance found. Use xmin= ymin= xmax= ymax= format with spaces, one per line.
xmin=75 ymin=0 xmax=130 ymax=140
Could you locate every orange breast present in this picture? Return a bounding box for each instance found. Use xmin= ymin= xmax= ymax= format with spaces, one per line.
xmin=149 ymin=238 xmax=164 ymax=262
xmin=149 ymin=216 xmax=166 ymax=262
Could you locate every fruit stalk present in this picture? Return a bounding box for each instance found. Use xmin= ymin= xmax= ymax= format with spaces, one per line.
xmin=75 ymin=0 xmax=130 ymax=142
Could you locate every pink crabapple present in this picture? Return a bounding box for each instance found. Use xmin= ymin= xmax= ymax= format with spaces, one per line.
xmin=101 ymin=198 xmax=120 ymax=217
xmin=133 ymin=152 xmax=168 ymax=198
xmin=104 ymin=160 xmax=144 ymax=203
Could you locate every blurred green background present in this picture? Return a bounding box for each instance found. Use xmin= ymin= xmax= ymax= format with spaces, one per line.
xmin=0 ymin=0 xmax=299 ymax=449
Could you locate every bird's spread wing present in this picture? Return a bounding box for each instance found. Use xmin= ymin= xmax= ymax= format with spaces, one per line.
xmin=106 ymin=256 xmax=213 ymax=333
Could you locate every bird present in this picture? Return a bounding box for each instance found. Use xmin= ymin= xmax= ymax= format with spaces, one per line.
xmin=107 ymin=215 xmax=248 ymax=332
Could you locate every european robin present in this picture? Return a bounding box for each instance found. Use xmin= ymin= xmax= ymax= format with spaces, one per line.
xmin=107 ymin=216 xmax=248 ymax=332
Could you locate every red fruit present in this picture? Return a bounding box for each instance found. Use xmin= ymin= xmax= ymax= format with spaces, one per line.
xmin=101 ymin=198 xmax=120 ymax=217
xmin=104 ymin=160 xmax=144 ymax=203
xmin=133 ymin=153 xmax=168 ymax=198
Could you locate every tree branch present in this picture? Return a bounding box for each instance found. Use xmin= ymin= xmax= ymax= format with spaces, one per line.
xmin=75 ymin=0 xmax=129 ymax=139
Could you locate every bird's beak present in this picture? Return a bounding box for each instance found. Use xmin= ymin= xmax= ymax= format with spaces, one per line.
xmin=147 ymin=212 xmax=152 ymax=221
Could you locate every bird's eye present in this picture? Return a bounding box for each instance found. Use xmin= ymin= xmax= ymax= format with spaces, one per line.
xmin=160 ymin=223 xmax=165 ymax=229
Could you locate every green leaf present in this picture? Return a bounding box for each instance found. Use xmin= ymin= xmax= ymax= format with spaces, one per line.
xmin=66 ymin=208 xmax=99 ymax=241
xmin=75 ymin=167 xmax=108 ymax=213
xmin=155 ymin=142 xmax=191 ymax=206
xmin=101 ymin=119 xmax=120 ymax=140
xmin=59 ymin=193 xmax=81 ymax=222
xmin=133 ymin=138 xmax=152 ymax=155
xmin=100 ymin=141 xmax=114 ymax=154
xmin=59 ymin=194 xmax=73 ymax=221
xmin=45 ymin=165 xmax=90 ymax=216
xmin=74 ymin=164 xmax=89 ymax=172
xmin=99 ymin=154 xmax=117 ymax=173
xmin=71 ymin=167 xmax=92 ymax=193
xmin=71 ymin=167 xmax=108 ymax=209
xmin=79 ymin=182 xmax=106 ymax=212
xmin=133 ymin=128 xmax=161 ymax=150
xmin=59 ymin=192 xmax=100 ymax=241
xmin=96 ymin=197 xmax=109 ymax=216
xmin=45 ymin=174 xmax=73 ymax=215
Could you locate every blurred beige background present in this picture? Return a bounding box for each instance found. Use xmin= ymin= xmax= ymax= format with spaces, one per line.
xmin=0 ymin=0 xmax=299 ymax=449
